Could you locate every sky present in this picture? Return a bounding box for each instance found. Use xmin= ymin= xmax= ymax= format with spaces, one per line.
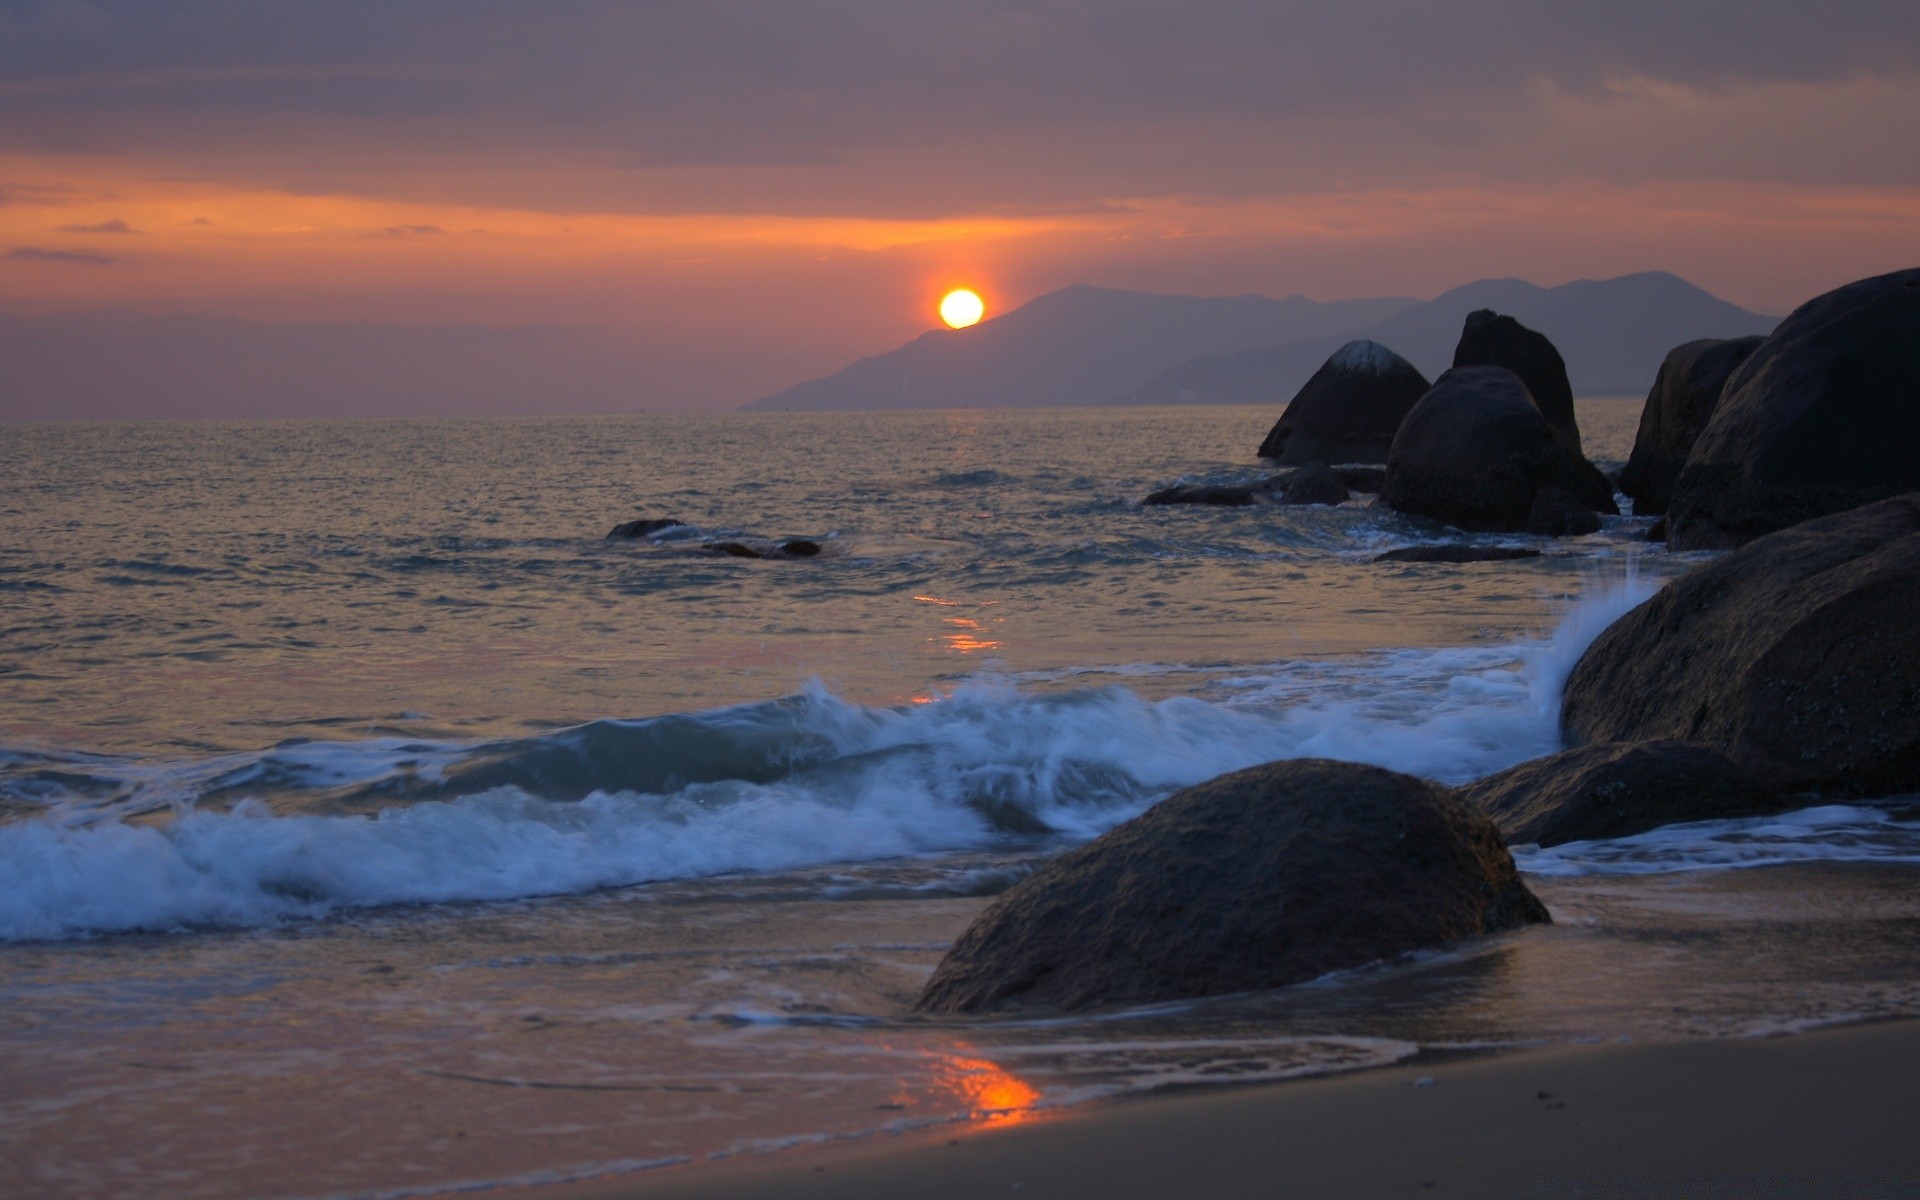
xmin=3 ymin=0 xmax=1919 ymax=417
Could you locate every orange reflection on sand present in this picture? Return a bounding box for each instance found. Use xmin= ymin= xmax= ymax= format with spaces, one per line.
xmin=922 ymin=1053 xmax=1041 ymax=1125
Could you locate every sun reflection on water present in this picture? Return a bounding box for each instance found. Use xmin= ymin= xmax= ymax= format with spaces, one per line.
xmin=912 ymin=1051 xmax=1042 ymax=1125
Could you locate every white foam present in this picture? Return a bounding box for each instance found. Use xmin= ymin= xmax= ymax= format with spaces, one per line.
xmin=0 ymin=573 xmax=1663 ymax=941
xmin=1516 ymin=803 xmax=1920 ymax=877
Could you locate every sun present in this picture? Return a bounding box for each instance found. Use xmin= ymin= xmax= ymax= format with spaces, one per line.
xmin=939 ymin=288 xmax=985 ymax=329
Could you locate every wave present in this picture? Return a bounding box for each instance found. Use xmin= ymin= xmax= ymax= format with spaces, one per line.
xmin=0 ymin=574 xmax=1659 ymax=941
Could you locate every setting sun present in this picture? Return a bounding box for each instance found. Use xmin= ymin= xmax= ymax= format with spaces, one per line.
xmin=939 ymin=288 xmax=986 ymax=329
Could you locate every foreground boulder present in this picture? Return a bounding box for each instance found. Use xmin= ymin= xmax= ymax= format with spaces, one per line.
xmin=1563 ymin=494 xmax=1920 ymax=794
xmin=1458 ymin=741 xmax=1779 ymax=847
xmin=1667 ymin=268 xmax=1920 ymax=549
xmin=1381 ymin=367 xmax=1616 ymax=531
xmin=1452 ymin=310 xmax=1582 ymax=452
xmin=1617 ymin=337 xmax=1765 ymax=516
xmin=914 ymin=759 xmax=1549 ymax=1015
xmin=1258 ymin=340 xmax=1431 ymax=465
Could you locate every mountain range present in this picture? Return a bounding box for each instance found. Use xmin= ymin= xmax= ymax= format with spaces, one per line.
xmin=743 ymin=272 xmax=1777 ymax=412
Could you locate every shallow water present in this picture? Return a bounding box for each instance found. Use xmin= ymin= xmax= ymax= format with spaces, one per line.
xmin=4 ymin=401 xmax=1918 ymax=1199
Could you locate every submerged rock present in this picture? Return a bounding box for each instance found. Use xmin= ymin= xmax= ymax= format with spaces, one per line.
xmin=1458 ymin=741 xmax=1780 ymax=847
xmin=1381 ymin=366 xmax=1616 ymax=532
xmin=779 ymin=538 xmax=822 ymax=557
xmin=1143 ymin=484 xmax=1256 ymax=506
xmin=1452 ymin=310 xmax=1583 ymax=452
xmin=1618 ymin=336 xmax=1765 ymax=517
xmin=1563 ymin=494 xmax=1920 ymax=794
xmin=1257 ymin=340 xmax=1431 ymax=465
xmin=1667 ymin=268 xmax=1920 ymax=549
xmin=706 ymin=541 xmax=765 ymax=558
xmin=914 ymin=759 xmax=1549 ymax=1015
xmin=1272 ymin=461 xmax=1349 ymax=506
xmin=1373 ymin=545 xmax=1542 ymax=564
xmin=1525 ymin=487 xmax=1601 ymax=537
xmin=606 ymin=517 xmax=685 ymax=539
xmin=1333 ymin=465 xmax=1388 ymax=493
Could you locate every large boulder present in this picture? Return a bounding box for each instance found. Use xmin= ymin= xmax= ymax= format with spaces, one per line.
xmin=1257 ymin=340 xmax=1432 ymax=465
xmin=1666 ymin=269 xmax=1920 ymax=549
xmin=914 ymin=759 xmax=1549 ymax=1015
xmin=1618 ymin=337 xmax=1765 ymax=516
xmin=1458 ymin=741 xmax=1779 ymax=847
xmin=1562 ymin=494 xmax=1920 ymax=794
xmin=1452 ymin=310 xmax=1582 ymax=452
xmin=1381 ymin=366 xmax=1616 ymax=532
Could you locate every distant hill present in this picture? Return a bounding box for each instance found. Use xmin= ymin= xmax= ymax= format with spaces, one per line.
xmin=740 ymin=285 xmax=1417 ymax=411
xmin=1123 ymin=272 xmax=1777 ymax=406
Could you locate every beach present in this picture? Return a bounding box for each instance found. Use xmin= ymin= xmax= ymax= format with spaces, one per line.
xmin=580 ymin=1019 xmax=1920 ymax=1199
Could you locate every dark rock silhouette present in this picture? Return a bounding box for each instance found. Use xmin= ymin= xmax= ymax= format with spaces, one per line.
xmin=779 ymin=539 xmax=822 ymax=557
xmin=1618 ymin=337 xmax=1764 ymax=516
xmin=1381 ymin=367 xmax=1615 ymax=531
xmin=1458 ymin=741 xmax=1779 ymax=847
xmin=606 ymin=517 xmax=685 ymax=539
xmin=1525 ymin=487 xmax=1601 ymax=537
xmin=914 ymin=758 xmax=1548 ymax=1015
xmin=1143 ymin=484 xmax=1256 ymax=506
xmin=1256 ymin=340 xmax=1430 ymax=465
xmin=1452 ymin=310 xmax=1582 ymax=452
xmin=1666 ymin=269 xmax=1920 ymax=549
xmin=1332 ymin=465 xmax=1387 ymax=493
xmin=1272 ymin=462 xmax=1350 ymax=505
xmin=1374 ymin=545 xmax=1542 ymax=563
xmin=1563 ymin=494 xmax=1920 ymax=794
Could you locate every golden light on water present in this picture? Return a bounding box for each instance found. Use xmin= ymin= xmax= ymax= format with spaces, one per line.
xmin=939 ymin=288 xmax=986 ymax=329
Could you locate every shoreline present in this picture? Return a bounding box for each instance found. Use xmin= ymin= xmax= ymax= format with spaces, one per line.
xmin=524 ymin=1019 xmax=1920 ymax=1199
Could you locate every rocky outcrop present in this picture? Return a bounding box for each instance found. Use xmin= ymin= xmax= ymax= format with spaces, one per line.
xmin=1458 ymin=741 xmax=1779 ymax=847
xmin=1257 ymin=340 xmax=1432 ymax=465
xmin=1562 ymin=494 xmax=1920 ymax=794
xmin=1381 ymin=367 xmax=1616 ymax=532
xmin=1452 ymin=310 xmax=1582 ymax=452
xmin=1270 ymin=461 xmax=1349 ymax=505
xmin=1666 ymin=269 xmax=1920 ymax=549
xmin=1374 ymin=545 xmax=1541 ymax=564
xmin=914 ymin=759 xmax=1549 ymax=1015
xmin=1617 ymin=337 xmax=1765 ymax=516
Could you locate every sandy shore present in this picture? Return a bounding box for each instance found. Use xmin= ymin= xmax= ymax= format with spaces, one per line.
xmin=527 ymin=1019 xmax=1920 ymax=1199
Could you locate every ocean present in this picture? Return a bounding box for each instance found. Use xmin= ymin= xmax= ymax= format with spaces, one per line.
xmin=4 ymin=402 xmax=1919 ymax=1199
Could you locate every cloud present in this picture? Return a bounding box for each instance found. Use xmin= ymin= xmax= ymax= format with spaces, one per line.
xmin=7 ymin=245 xmax=114 ymax=264
xmin=373 ymin=223 xmax=446 ymax=236
xmin=57 ymin=217 xmax=137 ymax=232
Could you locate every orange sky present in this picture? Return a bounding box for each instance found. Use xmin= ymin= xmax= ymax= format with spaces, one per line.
xmin=3 ymin=4 xmax=1918 ymax=415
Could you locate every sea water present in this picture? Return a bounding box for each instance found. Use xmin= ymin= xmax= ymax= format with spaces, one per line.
xmin=3 ymin=403 xmax=1918 ymax=1199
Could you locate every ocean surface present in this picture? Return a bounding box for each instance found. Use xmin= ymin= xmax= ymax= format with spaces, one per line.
xmin=4 ymin=403 xmax=1919 ymax=1199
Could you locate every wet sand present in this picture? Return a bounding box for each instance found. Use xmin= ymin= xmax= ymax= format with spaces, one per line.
xmin=544 ymin=1019 xmax=1920 ymax=1199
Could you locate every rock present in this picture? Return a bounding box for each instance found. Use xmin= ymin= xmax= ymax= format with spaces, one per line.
xmin=1277 ymin=461 xmax=1349 ymax=506
xmin=914 ymin=759 xmax=1549 ymax=1015
xmin=779 ymin=539 xmax=822 ymax=557
xmin=1562 ymin=494 xmax=1920 ymax=794
xmin=1257 ymin=340 xmax=1432 ymax=465
xmin=1667 ymin=269 xmax=1920 ymax=549
xmin=1617 ymin=337 xmax=1765 ymax=516
xmin=1333 ymin=465 xmax=1387 ymax=493
xmin=606 ymin=517 xmax=685 ymax=539
xmin=1452 ymin=310 xmax=1582 ymax=452
xmin=1373 ymin=545 xmax=1542 ymax=563
xmin=706 ymin=541 xmax=766 ymax=558
xmin=1525 ymin=487 xmax=1601 ymax=537
xmin=1381 ymin=366 xmax=1617 ymax=531
xmin=1646 ymin=517 xmax=1668 ymax=542
xmin=1458 ymin=741 xmax=1780 ymax=847
xmin=1143 ymin=484 xmax=1255 ymax=506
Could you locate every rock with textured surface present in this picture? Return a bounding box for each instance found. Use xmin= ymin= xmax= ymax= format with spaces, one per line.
xmin=1666 ymin=269 xmax=1920 ymax=549
xmin=1458 ymin=741 xmax=1779 ymax=847
xmin=1618 ymin=337 xmax=1765 ymax=516
xmin=1525 ymin=487 xmax=1601 ymax=537
xmin=1563 ymin=494 xmax=1920 ymax=794
xmin=1381 ymin=367 xmax=1616 ymax=531
xmin=1257 ymin=340 xmax=1432 ymax=465
xmin=1452 ymin=310 xmax=1582 ymax=452
xmin=914 ymin=758 xmax=1549 ymax=1015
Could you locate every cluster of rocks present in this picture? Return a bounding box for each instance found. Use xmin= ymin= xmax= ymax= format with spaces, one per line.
xmin=605 ymin=517 xmax=822 ymax=559
xmin=915 ymin=489 xmax=1920 ymax=1015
